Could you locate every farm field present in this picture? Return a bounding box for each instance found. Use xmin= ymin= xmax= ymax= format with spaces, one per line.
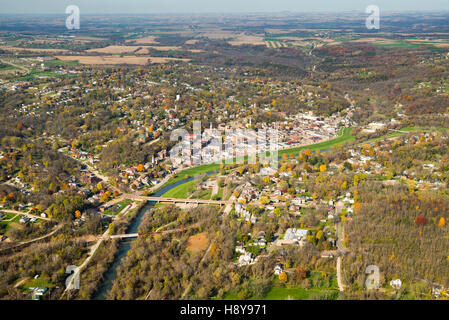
xmin=86 ymin=46 xmax=142 ymax=54
xmin=55 ymin=55 xmax=190 ymax=65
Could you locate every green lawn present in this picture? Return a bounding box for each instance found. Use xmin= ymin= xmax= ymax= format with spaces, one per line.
xmin=163 ymin=179 xmax=197 ymax=198
xmin=263 ymin=286 xmax=338 ymax=300
xmin=222 ymin=286 xmax=338 ymax=300
xmin=197 ymin=188 xmax=212 ymax=200
xmin=370 ymin=39 xmax=421 ymax=49
xmin=103 ymin=199 xmax=132 ymax=215
xmin=214 ymin=187 xmax=224 ymax=200
xmin=161 ymin=163 xmax=220 ymax=189
xmin=0 ymin=211 xmax=17 ymax=221
xmin=21 ymin=276 xmax=54 ymax=291
xmin=44 ymin=58 xmax=79 ymax=67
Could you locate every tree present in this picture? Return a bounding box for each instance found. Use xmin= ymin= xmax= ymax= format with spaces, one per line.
xmin=101 ymin=191 xmax=111 ymax=202
xmin=415 ymin=216 xmax=427 ymax=226
xmin=438 ymin=217 xmax=446 ymax=227
xmin=136 ymin=164 xmax=145 ymax=172
xmin=274 ymin=207 xmax=282 ymax=217
xmin=295 ymin=266 xmax=307 ymax=280
xmin=75 ymin=210 xmax=81 ymax=219
xmin=319 ymin=164 xmax=327 ymax=172
xmin=259 ymin=196 xmax=270 ymax=205
xmin=279 ymin=272 xmax=288 ymax=283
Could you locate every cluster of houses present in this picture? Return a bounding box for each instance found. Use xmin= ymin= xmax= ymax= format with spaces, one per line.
xmin=19 ymin=215 xmax=38 ymax=224
xmin=235 ymin=246 xmax=255 ymax=267
xmin=118 ymin=159 xmax=173 ymax=190
xmin=276 ymin=228 xmax=309 ymax=246
xmin=272 ymin=111 xmax=348 ymax=147
xmin=235 ymin=202 xmax=257 ymax=224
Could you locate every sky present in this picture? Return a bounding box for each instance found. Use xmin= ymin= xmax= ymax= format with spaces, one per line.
xmin=0 ymin=0 xmax=448 ymax=14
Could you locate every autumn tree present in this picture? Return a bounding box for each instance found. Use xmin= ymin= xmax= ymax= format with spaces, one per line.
xmin=279 ymin=272 xmax=288 ymax=283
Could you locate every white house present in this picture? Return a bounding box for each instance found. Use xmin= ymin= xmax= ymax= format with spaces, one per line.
xmin=274 ymin=264 xmax=283 ymax=275
xmin=238 ymin=252 xmax=254 ymax=266
xmin=390 ymin=279 xmax=402 ymax=290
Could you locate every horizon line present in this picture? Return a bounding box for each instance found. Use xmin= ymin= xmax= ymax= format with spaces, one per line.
xmin=1 ymin=9 xmax=449 ymax=15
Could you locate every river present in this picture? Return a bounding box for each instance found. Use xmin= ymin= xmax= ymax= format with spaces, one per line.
xmin=92 ymin=171 xmax=216 ymax=299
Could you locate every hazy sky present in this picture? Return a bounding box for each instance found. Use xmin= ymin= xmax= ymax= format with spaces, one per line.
xmin=0 ymin=0 xmax=448 ymax=14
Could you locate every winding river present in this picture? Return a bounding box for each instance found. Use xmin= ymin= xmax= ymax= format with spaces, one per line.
xmin=92 ymin=171 xmax=216 ymax=299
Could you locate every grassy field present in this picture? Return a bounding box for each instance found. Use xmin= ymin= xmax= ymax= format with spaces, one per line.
xmin=162 ymin=163 xmax=220 ymax=189
xmin=103 ymin=199 xmax=132 ymax=215
xmin=223 ymin=285 xmax=338 ymax=300
xmin=15 ymin=68 xmax=73 ymax=81
xmin=20 ymin=276 xmax=54 ymax=291
xmin=44 ymin=58 xmax=79 ymax=67
xmin=163 ymin=179 xmax=197 ymax=198
xmin=222 ymin=272 xmax=339 ymax=300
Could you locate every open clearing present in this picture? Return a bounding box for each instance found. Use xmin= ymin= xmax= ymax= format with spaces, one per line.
xmin=86 ymin=46 xmax=141 ymax=54
xmin=186 ymin=232 xmax=209 ymax=253
xmin=228 ymin=34 xmax=265 ymax=46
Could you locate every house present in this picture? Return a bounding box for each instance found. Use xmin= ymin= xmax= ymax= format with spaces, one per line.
xmin=432 ymin=285 xmax=444 ymax=297
xmin=31 ymin=287 xmax=48 ymax=300
xmin=284 ymin=228 xmax=308 ymax=241
xmin=274 ymin=264 xmax=283 ymax=275
xmin=19 ymin=217 xmax=30 ymax=224
xmin=390 ymin=279 xmax=402 ymax=290
xmin=238 ymin=252 xmax=254 ymax=266
xmin=235 ymin=246 xmax=245 ymax=254
xmin=259 ymin=167 xmax=276 ymax=176
xmin=254 ymin=237 xmax=267 ymax=246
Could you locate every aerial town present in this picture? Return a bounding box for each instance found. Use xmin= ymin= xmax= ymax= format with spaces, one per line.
xmin=0 ymin=6 xmax=449 ymax=304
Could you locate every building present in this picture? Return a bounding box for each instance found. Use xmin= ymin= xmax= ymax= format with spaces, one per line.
xmin=274 ymin=264 xmax=283 ymax=275
xmin=238 ymin=252 xmax=254 ymax=266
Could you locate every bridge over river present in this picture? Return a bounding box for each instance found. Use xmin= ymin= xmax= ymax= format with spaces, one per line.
xmin=123 ymin=195 xmax=230 ymax=206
